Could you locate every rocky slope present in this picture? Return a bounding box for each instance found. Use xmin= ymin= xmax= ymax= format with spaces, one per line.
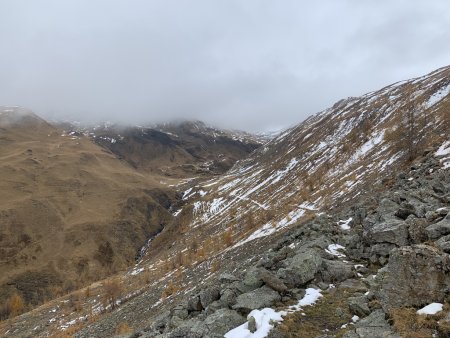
xmin=175 ymin=65 xmax=450 ymax=250
xmin=0 ymin=65 xmax=449 ymax=337
xmin=58 ymin=120 xmax=264 ymax=178
xmin=70 ymin=142 xmax=448 ymax=338
xmin=5 ymin=138 xmax=445 ymax=338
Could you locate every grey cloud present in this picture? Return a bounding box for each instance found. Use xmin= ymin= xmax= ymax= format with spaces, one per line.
xmin=0 ymin=0 xmax=449 ymax=132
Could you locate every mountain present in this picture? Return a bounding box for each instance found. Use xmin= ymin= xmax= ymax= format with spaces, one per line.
xmin=1 ymin=66 xmax=449 ymax=337
xmin=171 ymin=65 xmax=450 ymax=248
xmin=0 ymin=108 xmax=173 ymax=308
xmin=58 ymin=120 xmax=264 ymax=178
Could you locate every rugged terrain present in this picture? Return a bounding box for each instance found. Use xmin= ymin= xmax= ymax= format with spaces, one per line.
xmin=58 ymin=121 xmax=263 ymax=178
xmin=0 ymin=108 xmax=261 ymax=318
xmin=0 ymin=65 xmax=449 ymax=337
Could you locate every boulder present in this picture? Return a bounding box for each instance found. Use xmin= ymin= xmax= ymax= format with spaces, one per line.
xmin=426 ymin=214 xmax=450 ymax=239
xmin=220 ymin=288 xmax=238 ymax=308
xmin=352 ymin=310 xmax=400 ymax=338
xmin=234 ymin=267 xmax=265 ymax=294
xmin=187 ymin=295 xmax=203 ymax=312
xmin=367 ymin=243 xmax=397 ymax=258
xmin=200 ymin=286 xmax=220 ymax=309
xmin=201 ymin=308 xmax=246 ymax=337
xmin=373 ymin=245 xmax=450 ymax=312
xmin=321 ymin=260 xmax=355 ymax=283
xmin=394 ymin=202 xmax=416 ymax=220
xmin=172 ymin=304 xmax=189 ymax=320
xmin=295 ymin=236 xmax=332 ymax=253
xmin=364 ymin=220 xmax=408 ymax=246
xmin=248 ymin=315 xmax=257 ymax=333
xmin=378 ymin=198 xmax=401 ymax=215
xmin=407 ymin=217 xmax=428 ymax=244
xmin=436 ymin=235 xmax=450 ymax=253
xmin=233 ymin=286 xmax=281 ymax=314
xmin=276 ymin=249 xmax=322 ymax=287
xmin=347 ymin=296 xmax=371 ymax=317
xmin=260 ymin=269 xmax=288 ymax=293
xmin=167 ymin=323 xmax=203 ymax=338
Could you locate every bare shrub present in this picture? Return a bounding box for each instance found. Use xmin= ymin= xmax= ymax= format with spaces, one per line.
xmin=102 ymin=278 xmax=123 ymax=310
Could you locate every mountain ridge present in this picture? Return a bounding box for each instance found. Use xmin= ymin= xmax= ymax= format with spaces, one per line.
xmin=0 ymin=65 xmax=449 ymax=337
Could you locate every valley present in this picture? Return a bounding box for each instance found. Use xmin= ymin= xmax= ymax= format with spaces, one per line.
xmin=0 ymin=65 xmax=449 ymax=337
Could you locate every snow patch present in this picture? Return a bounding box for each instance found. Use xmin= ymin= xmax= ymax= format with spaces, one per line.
xmin=225 ymin=288 xmax=322 ymax=338
xmin=417 ymin=303 xmax=443 ymax=315
xmin=436 ymin=140 xmax=450 ymax=157
xmin=427 ymin=83 xmax=450 ymax=108
xmin=436 ymin=140 xmax=450 ymax=169
xmin=325 ymin=244 xmax=346 ymax=258
xmin=338 ymin=217 xmax=352 ymax=231
xmin=224 ymin=308 xmax=283 ymax=338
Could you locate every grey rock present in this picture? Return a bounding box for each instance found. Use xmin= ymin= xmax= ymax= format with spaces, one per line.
xmin=338 ymin=279 xmax=368 ymax=293
xmin=407 ymin=217 xmax=429 ymax=244
xmin=260 ymin=269 xmax=288 ymax=293
xmin=437 ymin=207 xmax=450 ymax=217
xmin=276 ymin=249 xmax=322 ymax=287
xmin=219 ymin=273 xmax=240 ymax=284
xmin=394 ymin=203 xmax=416 ymax=220
xmin=187 ymin=295 xmax=203 ymax=312
xmin=348 ymin=296 xmax=371 ymax=317
xmin=200 ymin=286 xmax=220 ymax=309
xmin=220 ymin=288 xmax=238 ymax=308
xmin=248 ymin=316 xmax=257 ymax=333
xmin=367 ymin=243 xmax=397 ymax=257
xmin=204 ymin=300 xmax=224 ymax=316
xmin=373 ymin=244 xmax=450 ymax=312
xmin=321 ymin=259 xmax=355 ymax=283
xmin=233 ymin=286 xmax=281 ymax=314
xmin=379 ymin=198 xmax=401 ymax=214
xmin=167 ymin=325 xmax=202 ymax=338
xmin=295 ymin=236 xmax=332 ymax=253
xmin=397 ymin=172 xmax=407 ymax=180
xmin=436 ymin=235 xmax=450 ymax=253
xmin=364 ymin=220 xmax=408 ymax=246
xmin=354 ymin=310 xmax=400 ymax=338
xmin=202 ymin=309 xmax=246 ymax=337
xmin=342 ymin=331 xmax=360 ymax=338
xmin=240 ymin=267 xmax=265 ymax=292
xmin=426 ymin=210 xmax=440 ymax=222
xmin=426 ymin=214 xmax=450 ymax=239
xmin=169 ymin=316 xmax=185 ymax=330
xmin=172 ymin=304 xmax=189 ymax=320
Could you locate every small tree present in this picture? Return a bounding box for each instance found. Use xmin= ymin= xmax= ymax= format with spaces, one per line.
xmin=102 ymin=278 xmax=122 ymax=310
xmin=222 ymin=229 xmax=233 ymax=247
xmin=7 ymin=293 xmax=25 ymax=317
xmin=402 ymin=102 xmax=426 ymax=161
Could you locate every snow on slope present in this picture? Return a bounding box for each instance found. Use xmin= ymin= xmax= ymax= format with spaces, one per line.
xmin=177 ymin=66 xmax=450 ymax=247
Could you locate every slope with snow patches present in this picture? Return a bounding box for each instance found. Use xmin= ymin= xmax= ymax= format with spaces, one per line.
xmin=177 ymin=65 xmax=450 ymax=247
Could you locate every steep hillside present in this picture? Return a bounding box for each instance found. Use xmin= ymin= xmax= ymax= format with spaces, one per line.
xmin=59 ymin=121 xmax=263 ymax=178
xmin=0 ymin=107 xmax=177 ymax=309
xmin=77 ymin=65 xmax=448 ymax=336
xmin=171 ymin=65 xmax=450 ymax=252
xmin=1 ymin=66 xmax=449 ymax=337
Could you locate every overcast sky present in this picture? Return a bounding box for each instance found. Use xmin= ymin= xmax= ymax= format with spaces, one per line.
xmin=1 ymin=1 xmax=449 ymax=132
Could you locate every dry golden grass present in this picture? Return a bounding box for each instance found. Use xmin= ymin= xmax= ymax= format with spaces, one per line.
xmin=391 ymin=305 xmax=450 ymax=338
xmin=0 ymin=111 xmax=177 ymax=312
xmin=115 ymin=322 xmax=133 ymax=335
xmin=274 ymin=288 xmax=353 ymax=338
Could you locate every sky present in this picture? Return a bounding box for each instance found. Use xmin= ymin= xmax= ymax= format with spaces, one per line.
xmin=0 ymin=1 xmax=449 ymax=132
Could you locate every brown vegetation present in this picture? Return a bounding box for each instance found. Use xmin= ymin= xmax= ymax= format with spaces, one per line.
xmin=102 ymin=278 xmax=123 ymax=310
xmin=390 ymin=305 xmax=450 ymax=338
